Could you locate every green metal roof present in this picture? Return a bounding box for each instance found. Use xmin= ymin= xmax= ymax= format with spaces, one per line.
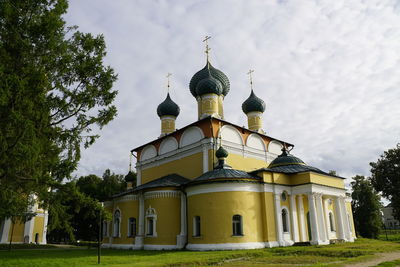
xmin=189 ymin=62 xmax=230 ymax=97
xmin=124 ymin=171 xmax=136 ymax=182
xmin=215 ymin=146 xmax=229 ymax=158
xmin=242 ymin=89 xmax=266 ymax=114
xmin=196 ymin=76 xmax=223 ymax=96
xmin=133 ymin=174 xmax=190 ymax=191
xmin=157 ymin=93 xmax=180 ymax=117
xmin=268 ymin=149 xmax=305 ymax=168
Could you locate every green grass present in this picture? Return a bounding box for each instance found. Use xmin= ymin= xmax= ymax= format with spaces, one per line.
xmin=0 ymin=238 xmax=399 ymax=267
xmin=376 ymin=259 xmax=400 ymax=266
xmin=0 ymin=243 xmax=57 ymax=250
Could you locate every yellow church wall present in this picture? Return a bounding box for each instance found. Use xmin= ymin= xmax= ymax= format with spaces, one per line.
xmin=187 ymin=191 xmax=264 ymax=244
xmin=144 ymin=196 xmax=180 ymax=245
xmin=309 ymin=174 xmax=345 ymax=189
xmin=112 ymin=199 xmax=139 ymax=245
xmin=201 ymin=94 xmax=219 ymax=116
xmin=225 ymin=152 xmax=268 ymax=172
xmin=9 ymin=220 xmax=24 ymax=242
xmin=33 ymin=216 xmax=44 ymax=243
xmin=261 ymin=192 xmax=277 ymax=242
xmin=141 ymin=152 xmax=203 ymax=183
xmin=272 ymin=173 xmax=291 ymax=185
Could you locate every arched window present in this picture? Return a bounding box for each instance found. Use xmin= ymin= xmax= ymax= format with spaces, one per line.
xmin=193 ymin=216 xmax=201 ymax=237
xmin=232 ymin=215 xmax=243 ymax=236
xmin=145 ymin=206 xmax=157 ymax=237
xmin=113 ymin=210 xmax=120 ymax=237
xmin=329 ymin=212 xmax=335 ymax=232
xmin=128 ymin=217 xmax=136 ymax=237
xmin=281 ymin=192 xmax=287 ymax=201
xmin=282 ymin=209 xmax=289 ymax=232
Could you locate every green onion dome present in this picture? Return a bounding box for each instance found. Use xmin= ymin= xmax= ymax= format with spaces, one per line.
xmin=216 ymin=146 xmax=229 ymax=159
xmin=124 ymin=171 xmax=136 ymax=182
xmin=196 ymin=76 xmax=223 ymax=96
xmin=157 ymin=93 xmax=180 ymax=117
xmin=189 ymin=62 xmax=230 ymax=97
xmin=268 ymin=148 xmax=305 ymax=168
xmin=242 ymin=90 xmax=266 ymax=114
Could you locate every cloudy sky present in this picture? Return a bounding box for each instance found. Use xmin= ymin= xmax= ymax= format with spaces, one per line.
xmin=65 ymin=0 xmax=400 ymax=184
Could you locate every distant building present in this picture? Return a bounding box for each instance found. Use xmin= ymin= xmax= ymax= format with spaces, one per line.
xmin=383 ymin=204 xmax=400 ymax=229
xmin=0 ymin=196 xmax=48 ymax=244
xmin=102 ymin=40 xmax=356 ymax=250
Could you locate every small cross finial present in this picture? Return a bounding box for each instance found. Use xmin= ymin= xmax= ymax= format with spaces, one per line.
xmin=166 ymin=73 xmax=172 ymax=93
xmin=203 ymin=36 xmax=211 ymax=61
xmin=247 ymin=69 xmax=254 ymax=90
xmin=129 ymin=153 xmax=132 ymax=172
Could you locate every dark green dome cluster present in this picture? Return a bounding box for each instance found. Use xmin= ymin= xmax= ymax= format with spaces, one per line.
xmin=157 ymin=93 xmax=180 ymax=117
xmin=124 ymin=171 xmax=136 ymax=182
xmin=196 ymin=76 xmax=223 ymax=96
xmin=268 ymin=148 xmax=305 ymax=168
xmin=189 ymin=62 xmax=230 ymax=97
xmin=216 ymin=146 xmax=229 ymax=158
xmin=242 ymin=90 xmax=266 ymax=114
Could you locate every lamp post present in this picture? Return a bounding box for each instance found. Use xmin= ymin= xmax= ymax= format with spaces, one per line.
xmin=98 ymin=202 xmax=103 ymax=264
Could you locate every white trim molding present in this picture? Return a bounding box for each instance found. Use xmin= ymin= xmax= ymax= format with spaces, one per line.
xmin=186 ymin=241 xmax=280 ymax=251
xmin=186 ymin=183 xmax=264 ymax=197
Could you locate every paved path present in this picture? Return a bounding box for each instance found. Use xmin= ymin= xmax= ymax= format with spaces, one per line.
xmin=345 ymin=251 xmax=400 ymax=267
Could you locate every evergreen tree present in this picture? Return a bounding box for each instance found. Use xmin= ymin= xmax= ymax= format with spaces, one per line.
xmin=0 ymin=0 xmax=117 ymax=219
xmin=351 ymin=175 xmax=382 ymax=238
xmin=370 ymin=144 xmax=400 ymax=221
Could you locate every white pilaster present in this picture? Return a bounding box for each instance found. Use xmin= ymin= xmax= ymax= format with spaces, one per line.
xmin=334 ymin=196 xmax=345 ymax=240
xmin=42 ymin=212 xmax=48 ymax=244
xmin=136 ymin=166 xmax=142 ymax=187
xmin=135 ymin=193 xmax=145 ymax=248
xmin=297 ymin=195 xmax=307 ymax=242
xmin=289 ymin=194 xmax=299 ymax=242
xmin=274 ymin=194 xmax=284 ymax=246
xmin=315 ymin=194 xmax=328 ymax=243
xmin=202 ymin=145 xmax=208 ymax=173
xmin=0 ymin=219 xmax=11 ymax=243
xmin=340 ymin=197 xmax=353 ymax=241
xmin=308 ymin=193 xmax=320 ymax=245
xmin=23 ymin=217 xmax=34 ymax=243
xmin=176 ymin=192 xmax=187 ymax=248
xmin=323 ymin=199 xmax=331 ymax=240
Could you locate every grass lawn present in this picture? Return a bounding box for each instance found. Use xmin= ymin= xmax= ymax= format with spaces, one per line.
xmin=0 ymin=238 xmax=400 ymax=267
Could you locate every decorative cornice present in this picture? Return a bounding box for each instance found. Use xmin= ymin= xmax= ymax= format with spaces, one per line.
xmin=144 ymin=190 xmax=181 ymax=200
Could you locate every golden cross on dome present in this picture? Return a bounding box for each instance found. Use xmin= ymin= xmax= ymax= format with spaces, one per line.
xmin=203 ymin=35 xmax=211 ymax=61
xmin=166 ymin=73 xmax=172 ymax=93
xmin=247 ymin=69 xmax=254 ymax=90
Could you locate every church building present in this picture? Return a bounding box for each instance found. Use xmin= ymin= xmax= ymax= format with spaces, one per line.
xmin=102 ymin=39 xmax=356 ymax=250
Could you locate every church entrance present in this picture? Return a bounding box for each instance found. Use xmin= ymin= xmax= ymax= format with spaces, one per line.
xmin=35 ymin=233 xmax=39 ymax=244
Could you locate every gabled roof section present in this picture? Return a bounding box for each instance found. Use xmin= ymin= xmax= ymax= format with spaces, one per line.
xmin=133 ymin=174 xmax=190 ymax=191
xmin=131 ymin=116 xmax=293 ymax=153
xmin=191 ymin=168 xmax=260 ymax=183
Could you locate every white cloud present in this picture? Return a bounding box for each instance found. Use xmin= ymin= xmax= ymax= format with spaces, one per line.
xmin=65 ymin=0 xmax=400 ymax=180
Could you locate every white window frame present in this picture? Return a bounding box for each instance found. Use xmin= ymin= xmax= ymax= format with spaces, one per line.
xmin=127 ymin=217 xmax=136 ymax=237
xmin=145 ymin=206 xmax=157 ymax=237
xmin=193 ymin=216 xmax=201 ymax=237
xmin=113 ymin=209 xmax=121 ymax=238
xmin=329 ymin=212 xmax=336 ymax=232
xmin=281 ymin=207 xmax=290 ymax=233
xmin=232 ymin=214 xmax=243 ymax=236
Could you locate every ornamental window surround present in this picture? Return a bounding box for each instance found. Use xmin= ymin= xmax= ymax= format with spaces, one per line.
xmin=145 ymin=206 xmax=157 ymax=237
xmin=329 ymin=212 xmax=336 ymax=232
xmin=102 ymin=221 xmax=109 ymax=237
xmin=282 ymin=208 xmax=289 ymax=233
xmin=232 ymin=215 xmax=243 ymax=236
xmin=113 ymin=210 xmax=121 ymax=238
